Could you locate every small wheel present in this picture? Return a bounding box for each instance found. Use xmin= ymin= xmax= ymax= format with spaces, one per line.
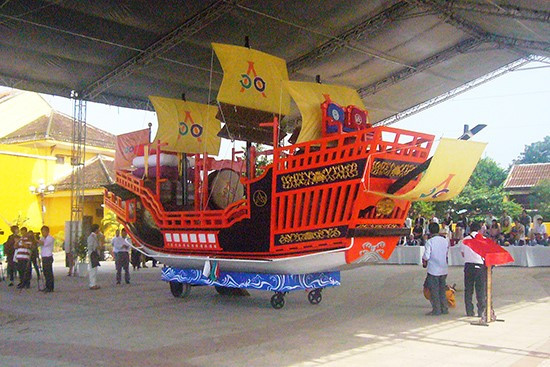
xmin=181 ymin=283 xmax=192 ymax=299
xmin=270 ymin=292 xmax=285 ymax=309
xmin=308 ymin=289 xmax=322 ymax=305
xmin=170 ymin=281 xmax=183 ymax=297
xmin=170 ymin=282 xmax=191 ymax=298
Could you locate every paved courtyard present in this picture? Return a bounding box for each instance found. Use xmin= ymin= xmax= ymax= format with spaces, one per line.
xmin=0 ymin=255 xmax=548 ymax=367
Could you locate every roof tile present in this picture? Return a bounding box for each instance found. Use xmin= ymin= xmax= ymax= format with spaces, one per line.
xmin=504 ymin=163 xmax=550 ymax=189
xmin=0 ymin=112 xmax=115 ymax=149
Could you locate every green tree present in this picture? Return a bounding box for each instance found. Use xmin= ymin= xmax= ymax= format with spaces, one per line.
xmin=467 ymin=157 xmax=508 ymax=188
xmin=530 ymin=179 xmax=550 ymax=218
xmin=252 ymin=143 xmax=272 ymax=176
xmin=410 ymin=201 xmax=435 ymax=218
xmin=101 ymin=209 xmax=120 ymax=240
xmin=513 ymin=136 xmax=550 ymax=164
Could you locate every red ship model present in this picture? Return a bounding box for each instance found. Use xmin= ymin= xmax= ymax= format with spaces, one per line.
xmin=105 ymin=43 xmax=485 ymax=308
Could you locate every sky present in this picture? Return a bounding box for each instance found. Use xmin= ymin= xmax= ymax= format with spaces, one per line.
xmin=27 ymin=60 xmax=550 ymax=168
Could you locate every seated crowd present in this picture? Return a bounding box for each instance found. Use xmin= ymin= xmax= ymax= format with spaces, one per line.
xmin=403 ymin=209 xmax=548 ymax=247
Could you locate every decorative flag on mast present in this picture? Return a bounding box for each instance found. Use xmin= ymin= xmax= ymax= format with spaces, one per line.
xmin=212 ymin=43 xmax=290 ymax=116
xmin=369 ymin=138 xmax=487 ymax=202
xmin=114 ymin=128 xmax=150 ymax=170
xmin=284 ymin=81 xmax=366 ymax=144
xmin=149 ymin=96 xmax=221 ymax=155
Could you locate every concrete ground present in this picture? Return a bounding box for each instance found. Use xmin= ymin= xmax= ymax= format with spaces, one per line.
xmin=0 ymin=254 xmax=548 ymax=367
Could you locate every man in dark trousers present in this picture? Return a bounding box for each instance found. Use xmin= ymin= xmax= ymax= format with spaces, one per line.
xmin=39 ymin=225 xmax=55 ymax=292
xmin=460 ymin=221 xmax=486 ymax=317
xmin=14 ymin=235 xmax=32 ymax=289
xmin=4 ymin=225 xmax=19 ymax=286
xmin=422 ymin=222 xmax=449 ymax=316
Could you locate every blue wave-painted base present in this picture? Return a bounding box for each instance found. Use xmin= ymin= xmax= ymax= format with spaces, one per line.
xmin=161 ymin=267 xmax=341 ymax=292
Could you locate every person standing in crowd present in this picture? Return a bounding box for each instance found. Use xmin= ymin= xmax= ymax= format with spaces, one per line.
xmin=484 ymin=212 xmax=494 ymax=229
xmin=422 ymin=222 xmax=449 ymax=316
xmin=439 ymin=221 xmax=451 ymax=239
xmin=131 ymin=244 xmax=141 ymax=271
xmin=27 ymin=230 xmax=41 ymax=282
xmin=111 ymin=229 xmax=121 ymax=257
xmin=500 ymin=211 xmax=512 ymax=228
xmin=87 ymin=224 xmax=101 ymax=290
xmin=14 ymin=235 xmax=31 ymax=289
xmin=460 ymin=222 xmax=486 ymax=317
xmin=500 ymin=217 xmax=513 ymax=245
xmin=489 ymin=219 xmax=501 ymax=241
xmin=4 ymin=225 xmax=19 ymax=286
xmin=511 ymin=218 xmax=526 ymax=245
xmin=412 ymin=222 xmax=425 ymax=246
xmin=38 ymin=225 xmax=55 ymax=293
xmin=64 ymin=238 xmax=74 ymax=276
xmin=112 ymin=229 xmax=131 ymax=284
xmin=531 ymin=215 xmax=547 ymax=245
xmin=519 ymin=209 xmax=532 ymax=237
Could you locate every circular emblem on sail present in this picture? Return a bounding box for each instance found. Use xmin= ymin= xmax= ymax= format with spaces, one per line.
xmin=179 ymin=121 xmax=189 ymax=136
xmin=240 ymin=74 xmax=252 ymax=89
xmin=190 ymin=124 xmax=203 ymax=138
xmin=254 ymin=77 xmax=266 ymax=92
xmin=253 ymin=190 xmax=268 ymax=207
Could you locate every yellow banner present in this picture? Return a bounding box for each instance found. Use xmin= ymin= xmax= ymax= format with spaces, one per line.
xmin=212 ymin=43 xmax=290 ymax=116
xmin=284 ymin=81 xmax=366 ymax=144
xmin=150 ymin=96 xmax=221 ymax=155
xmin=373 ymin=138 xmax=487 ymax=201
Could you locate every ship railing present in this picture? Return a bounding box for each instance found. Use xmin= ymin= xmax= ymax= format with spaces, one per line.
xmin=268 ymin=126 xmax=432 ymax=243
xmin=104 ymin=190 xmax=127 ymax=220
xmin=274 ymin=125 xmax=434 ymax=172
xmin=115 ymin=171 xmax=249 ymax=229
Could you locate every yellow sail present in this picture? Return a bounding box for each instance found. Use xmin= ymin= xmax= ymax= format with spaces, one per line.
xmin=370 ymin=138 xmax=487 ymax=201
xmin=284 ymin=81 xmax=366 ymax=144
xmin=212 ymin=43 xmax=290 ymax=116
xmin=150 ymin=96 xmax=221 ymax=155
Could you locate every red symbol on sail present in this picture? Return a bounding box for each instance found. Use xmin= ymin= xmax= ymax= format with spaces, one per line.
xmin=239 ymin=61 xmax=267 ymax=98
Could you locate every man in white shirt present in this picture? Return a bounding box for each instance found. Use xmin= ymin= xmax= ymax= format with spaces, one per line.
xmin=112 ymin=229 xmax=131 ymax=284
xmin=39 ymin=225 xmax=55 ymax=292
xmin=422 ymin=222 xmax=449 ymax=316
xmin=531 ymin=216 xmax=547 ymax=245
xmin=87 ymin=224 xmax=101 ymax=290
xmin=460 ymin=221 xmax=486 ymax=317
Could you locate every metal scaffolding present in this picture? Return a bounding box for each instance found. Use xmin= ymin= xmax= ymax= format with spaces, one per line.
xmin=287 ymin=1 xmax=413 ymax=74
xmin=82 ymin=0 xmax=236 ymax=100
xmin=375 ymin=55 xmax=547 ymax=126
xmin=69 ymin=92 xmax=87 ymax=259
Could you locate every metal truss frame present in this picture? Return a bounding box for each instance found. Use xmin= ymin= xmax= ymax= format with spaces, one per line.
xmin=407 ymin=0 xmax=550 ymax=54
xmin=447 ymin=1 xmax=550 ymax=22
xmin=375 ymin=55 xmax=547 ymax=126
xmin=83 ymin=0 xmax=237 ymax=100
xmin=69 ymin=92 xmax=86 ymax=253
xmin=287 ymin=1 xmax=413 ymax=74
xmin=358 ymin=37 xmax=484 ymax=98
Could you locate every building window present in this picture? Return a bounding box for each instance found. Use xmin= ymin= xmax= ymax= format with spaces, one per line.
xmin=55 ymin=155 xmax=65 ymax=165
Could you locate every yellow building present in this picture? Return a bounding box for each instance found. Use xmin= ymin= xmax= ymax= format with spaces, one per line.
xmin=0 ymin=91 xmax=116 ymax=242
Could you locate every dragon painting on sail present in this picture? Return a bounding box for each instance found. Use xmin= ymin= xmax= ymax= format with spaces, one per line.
xmin=105 ymin=42 xmax=486 ymax=308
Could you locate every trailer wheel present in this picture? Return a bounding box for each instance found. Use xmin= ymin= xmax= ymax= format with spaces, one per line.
xmin=170 ymin=281 xmax=191 ymax=298
xmin=270 ymin=292 xmax=285 ymax=309
xmin=308 ymin=289 xmax=322 ymax=305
